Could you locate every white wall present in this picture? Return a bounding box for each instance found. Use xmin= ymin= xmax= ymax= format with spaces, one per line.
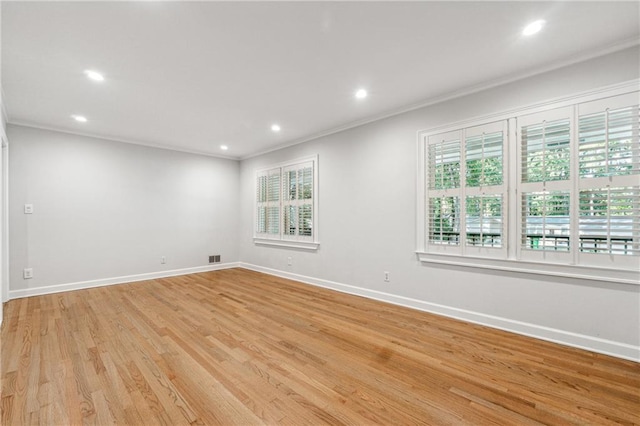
xmin=4 ymin=46 xmax=639 ymax=360
xmin=239 ymin=47 xmax=640 ymax=360
xmin=8 ymin=125 xmax=240 ymax=295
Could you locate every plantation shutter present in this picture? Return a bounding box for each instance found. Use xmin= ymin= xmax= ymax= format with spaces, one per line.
xmin=521 ymin=118 xmax=571 ymax=183
xmin=466 ymin=195 xmax=503 ymax=248
xmin=579 ymin=99 xmax=639 ymax=179
xmin=266 ymin=169 xmax=281 ymax=235
xmin=465 ymin=130 xmax=503 ymax=187
xmin=298 ymin=165 xmax=313 ymax=237
xmin=428 ymin=196 xmax=461 ymax=245
xmin=464 ymin=121 xmax=507 ymax=252
xmin=256 ymin=173 xmax=268 ymax=234
xmin=255 ymin=156 xmax=318 ymax=247
xmin=282 ymin=161 xmax=314 ymax=241
xmin=577 ymin=92 xmax=640 ymax=268
xmin=427 ymin=131 xmax=462 ymax=252
xmin=428 ymin=137 xmax=461 ymax=190
xmin=420 ymin=87 xmax=638 ymax=280
xmin=256 ymin=167 xmax=281 ymax=238
xmin=521 ymin=191 xmax=571 ymax=251
xmin=578 ymin=187 xmax=639 ymax=256
xmin=517 ymin=107 xmax=573 ymax=263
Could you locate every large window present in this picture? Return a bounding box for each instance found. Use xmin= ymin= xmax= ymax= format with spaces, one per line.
xmin=255 ymin=156 xmax=319 ymax=249
xmin=418 ymin=86 xmax=639 ymax=283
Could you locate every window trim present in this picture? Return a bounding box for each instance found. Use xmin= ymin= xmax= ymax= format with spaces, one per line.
xmin=415 ymin=251 xmax=639 ymax=285
xmin=416 ymin=80 xmax=640 ymax=285
xmin=254 ymin=155 xmax=320 ymax=250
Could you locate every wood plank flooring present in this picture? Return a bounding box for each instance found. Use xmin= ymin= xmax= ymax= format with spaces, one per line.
xmin=1 ymin=268 xmax=639 ymax=425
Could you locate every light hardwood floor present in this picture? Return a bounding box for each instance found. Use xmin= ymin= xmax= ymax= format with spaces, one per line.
xmin=1 ymin=268 xmax=638 ymax=425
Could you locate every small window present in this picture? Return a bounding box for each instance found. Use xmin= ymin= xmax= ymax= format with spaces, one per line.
xmin=254 ymin=156 xmax=319 ymax=250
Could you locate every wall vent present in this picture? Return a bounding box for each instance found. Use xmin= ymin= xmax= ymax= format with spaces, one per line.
xmin=209 ymin=255 xmax=221 ymax=264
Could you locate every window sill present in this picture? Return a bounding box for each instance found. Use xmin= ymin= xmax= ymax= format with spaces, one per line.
xmin=416 ymin=251 xmax=639 ymax=285
xmin=254 ymin=238 xmax=320 ymax=251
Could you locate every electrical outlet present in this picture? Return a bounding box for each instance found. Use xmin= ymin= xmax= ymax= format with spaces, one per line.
xmin=24 ymin=204 xmax=34 ymax=214
xmin=287 ymin=257 xmax=292 ymax=266
xmin=23 ymin=268 xmax=33 ymax=279
xmin=161 ymin=256 xmax=166 ymax=264
xmin=384 ymin=271 xmax=390 ymax=282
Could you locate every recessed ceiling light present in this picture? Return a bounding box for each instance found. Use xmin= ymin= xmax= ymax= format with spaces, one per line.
xmin=220 ymin=145 xmax=228 ymax=151
xmin=84 ymin=70 xmax=104 ymax=82
xmin=355 ymin=89 xmax=368 ymax=99
xmin=71 ymin=115 xmax=87 ymax=122
xmin=271 ymin=124 xmax=281 ymax=132
xmin=522 ymin=20 xmax=546 ymax=36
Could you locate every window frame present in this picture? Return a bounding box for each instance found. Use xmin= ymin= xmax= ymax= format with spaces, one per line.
xmin=416 ymin=80 xmax=639 ymax=285
xmin=254 ymin=155 xmax=319 ymax=250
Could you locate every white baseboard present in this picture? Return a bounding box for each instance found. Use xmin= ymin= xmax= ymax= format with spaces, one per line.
xmin=239 ymin=262 xmax=640 ymax=362
xmin=8 ymin=262 xmax=241 ymax=300
xmin=8 ymin=261 xmax=638 ymax=362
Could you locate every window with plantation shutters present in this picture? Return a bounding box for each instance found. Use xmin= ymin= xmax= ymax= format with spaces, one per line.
xmin=427 ymin=131 xmax=461 ymax=250
xmin=577 ymin=92 xmax=639 ymax=269
xmin=256 ymin=169 xmax=280 ymax=237
xmin=418 ymin=84 xmax=638 ymax=284
xmin=254 ymin=156 xmax=318 ymax=250
xmin=464 ymin=122 xmax=506 ymax=253
xmin=283 ymin=162 xmax=314 ymax=239
xmin=517 ymin=107 xmax=573 ymax=263
xmin=425 ymin=122 xmax=507 ymax=256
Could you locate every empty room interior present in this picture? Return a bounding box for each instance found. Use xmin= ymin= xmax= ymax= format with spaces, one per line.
xmin=1 ymin=1 xmax=639 ymax=424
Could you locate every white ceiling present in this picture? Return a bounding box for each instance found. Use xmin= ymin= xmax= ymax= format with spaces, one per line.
xmin=3 ymin=1 xmax=639 ymax=159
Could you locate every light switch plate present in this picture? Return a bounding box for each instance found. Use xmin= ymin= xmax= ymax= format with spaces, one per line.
xmin=24 ymin=204 xmax=34 ymax=214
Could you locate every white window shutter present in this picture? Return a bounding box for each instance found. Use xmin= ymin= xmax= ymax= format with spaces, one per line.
xmin=428 ymin=196 xmax=460 ymax=245
xmin=521 ymin=191 xmax=571 ymax=252
xmin=464 ymin=121 xmax=507 ymax=254
xmin=577 ymin=92 xmax=640 ymax=269
xmin=465 ymin=195 xmax=503 ymax=248
xmin=579 ymin=187 xmax=639 ymax=255
xmin=426 ymin=131 xmax=463 ymax=253
xmin=521 ymin=118 xmax=571 ymax=184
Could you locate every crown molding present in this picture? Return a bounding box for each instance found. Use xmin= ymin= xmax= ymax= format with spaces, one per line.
xmin=6 ymin=121 xmax=241 ymax=161
xmin=241 ymin=37 xmax=639 ymax=160
xmin=5 ymin=37 xmax=638 ymax=162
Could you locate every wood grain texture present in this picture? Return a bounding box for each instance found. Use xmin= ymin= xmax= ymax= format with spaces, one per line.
xmin=1 ymin=268 xmax=638 ymax=425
